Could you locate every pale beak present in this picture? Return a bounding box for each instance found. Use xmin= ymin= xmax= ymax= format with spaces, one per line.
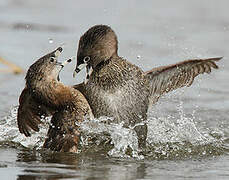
xmin=73 ymin=63 xmax=87 ymax=78
xmin=61 ymin=56 xmax=75 ymax=67
xmin=54 ymin=47 xmax=63 ymax=57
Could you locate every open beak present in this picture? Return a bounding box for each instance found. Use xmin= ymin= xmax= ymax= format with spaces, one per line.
xmin=54 ymin=47 xmax=63 ymax=57
xmin=53 ymin=47 xmax=63 ymax=67
xmin=73 ymin=63 xmax=93 ymax=84
xmin=53 ymin=46 xmax=73 ymax=68
xmin=73 ymin=63 xmax=87 ymax=77
xmin=61 ymin=56 xmax=75 ymax=67
xmin=56 ymin=56 xmax=74 ymax=82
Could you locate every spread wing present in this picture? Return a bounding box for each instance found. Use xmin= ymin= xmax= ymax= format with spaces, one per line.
xmin=145 ymin=57 xmax=222 ymax=103
xmin=17 ymin=87 xmax=54 ymax=137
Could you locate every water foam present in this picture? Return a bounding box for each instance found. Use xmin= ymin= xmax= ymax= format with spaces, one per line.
xmin=0 ymin=106 xmax=49 ymax=149
xmin=78 ymin=117 xmax=142 ymax=159
xmin=147 ymin=101 xmax=212 ymax=145
xmin=0 ymin=102 xmax=226 ymax=159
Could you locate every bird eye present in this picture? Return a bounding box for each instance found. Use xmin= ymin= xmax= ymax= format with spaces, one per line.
xmin=83 ymin=56 xmax=90 ymax=63
xmin=50 ymin=57 xmax=55 ymax=63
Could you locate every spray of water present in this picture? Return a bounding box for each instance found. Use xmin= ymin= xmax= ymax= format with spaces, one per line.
xmin=0 ymin=101 xmax=227 ymax=159
xmin=0 ymin=106 xmax=49 ymax=149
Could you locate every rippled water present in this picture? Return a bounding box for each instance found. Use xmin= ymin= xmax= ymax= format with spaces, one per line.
xmin=1 ymin=0 xmax=229 ymax=179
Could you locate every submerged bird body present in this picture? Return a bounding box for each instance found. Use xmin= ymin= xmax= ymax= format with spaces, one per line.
xmin=74 ymin=25 xmax=222 ymax=147
xmin=17 ymin=47 xmax=93 ymax=152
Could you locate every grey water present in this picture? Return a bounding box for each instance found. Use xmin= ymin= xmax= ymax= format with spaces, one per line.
xmin=1 ymin=0 xmax=229 ymax=179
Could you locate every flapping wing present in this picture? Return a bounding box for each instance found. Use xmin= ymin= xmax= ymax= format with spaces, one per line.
xmin=145 ymin=57 xmax=222 ymax=103
xmin=17 ymin=87 xmax=54 ymax=137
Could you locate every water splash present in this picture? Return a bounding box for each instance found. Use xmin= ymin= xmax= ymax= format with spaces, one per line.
xmin=137 ymin=55 xmax=141 ymax=60
xmin=145 ymin=99 xmax=226 ymax=159
xmin=0 ymin=106 xmax=49 ymax=149
xmin=0 ymin=103 xmax=227 ymax=159
xmin=48 ymin=38 xmax=54 ymax=44
xmin=146 ymin=101 xmax=210 ymax=145
xmin=79 ymin=117 xmax=143 ymax=159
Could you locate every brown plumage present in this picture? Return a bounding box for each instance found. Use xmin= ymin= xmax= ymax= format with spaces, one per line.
xmin=73 ymin=25 xmax=222 ymax=148
xmin=17 ymin=47 xmax=93 ymax=152
xmin=17 ymin=87 xmax=53 ymax=137
xmin=17 ymin=25 xmax=222 ymax=151
xmin=145 ymin=57 xmax=222 ymax=104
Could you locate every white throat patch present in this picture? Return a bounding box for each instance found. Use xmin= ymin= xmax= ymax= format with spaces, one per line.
xmin=84 ymin=65 xmax=93 ymax=84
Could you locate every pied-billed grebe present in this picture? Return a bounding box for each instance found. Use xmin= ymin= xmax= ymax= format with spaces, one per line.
xmin=73 ymin=25 xmax=222 ymax=148
xmin=17 ymin=47 xmax=93 ymax=152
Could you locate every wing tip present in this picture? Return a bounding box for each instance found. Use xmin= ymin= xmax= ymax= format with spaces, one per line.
xmin=209 ymin=56 xmax=223 ymax=61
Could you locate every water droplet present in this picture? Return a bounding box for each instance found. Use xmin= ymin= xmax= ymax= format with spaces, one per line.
xmin=48 ymin=38 xmax=54 ymax=44
xmin=162 ymin=150 xmax=166 ymax=155
xmin=137 ymin=55 xmax=141 ymax=60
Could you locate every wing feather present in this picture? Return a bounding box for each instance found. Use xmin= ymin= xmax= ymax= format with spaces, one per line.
xmin=17 ymin=88 xmax=54 ymax=137
xmin=145 ymin=57 xmax=222 ymax=103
